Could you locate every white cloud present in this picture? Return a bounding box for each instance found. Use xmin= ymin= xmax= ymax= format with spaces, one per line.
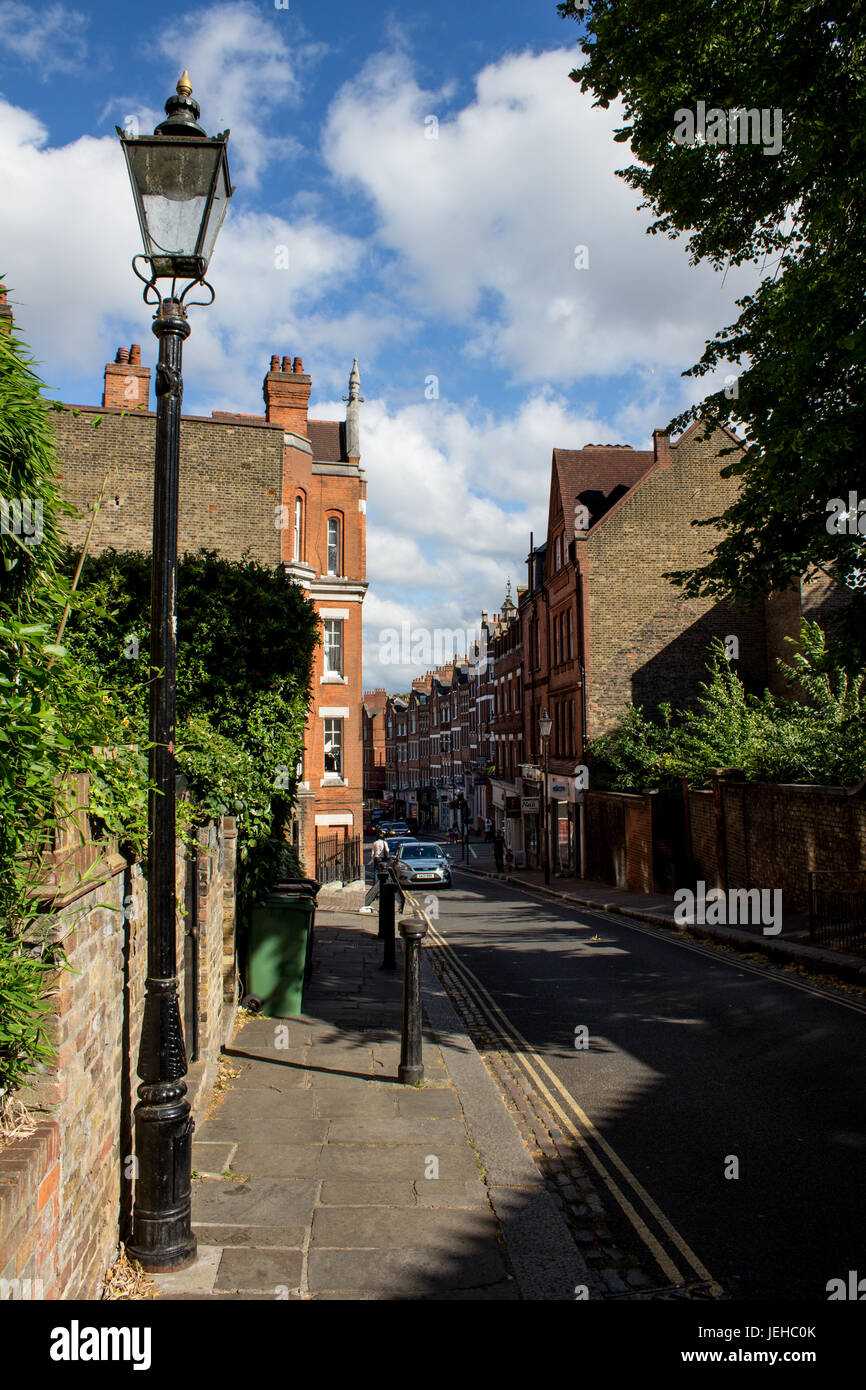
xmin=0 ymin=99 xmax=141 ymax=373
xmin=0 ymin=1 xmax=88 ymax=75
xmin=0 ymin=97 xmax=387 ymax=404
xmin=152 ymin=1 xmax=323 ymax=185
xmin=351 ymin=387 xmax=634 ymax=689
xmin=323 ymin=47 xmax=758 ymax=386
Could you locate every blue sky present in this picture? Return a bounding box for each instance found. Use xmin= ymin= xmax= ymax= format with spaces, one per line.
xmin=0 ymin=0 xmax=754 ymax=689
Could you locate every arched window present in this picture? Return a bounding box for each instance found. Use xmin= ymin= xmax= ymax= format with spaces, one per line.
xmin=293 ymin=496 xmax=303 ymax=561
xmin=327 ymin=516 xmax=341 ymax=575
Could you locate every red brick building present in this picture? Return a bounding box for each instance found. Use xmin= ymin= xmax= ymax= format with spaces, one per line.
xmin=362 ymin=689 xmax=388 ymax=805
xmin=47 ymin=328 xmax=368 ymax=875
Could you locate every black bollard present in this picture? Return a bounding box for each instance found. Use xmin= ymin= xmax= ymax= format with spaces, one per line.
xmin=379 ymin=876 xmax=397 ymax=971
xmin=376 ymin=863 xmax=388 ymax=937
xmin=398 ymin=912 xmax=429 ymax=1084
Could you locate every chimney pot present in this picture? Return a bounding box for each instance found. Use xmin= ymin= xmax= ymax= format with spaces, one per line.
xmin=263 ymin=350 xmax=312 ymax=434
xmin=129 ymin=344 xmax=141 ymax=365
xmin=116 ymin=347 xmax=129 ymax=364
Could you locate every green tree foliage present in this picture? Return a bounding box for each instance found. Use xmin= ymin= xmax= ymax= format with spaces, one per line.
xmin=60 ymin=548 xmax=320 ymax=922
xmin=563 ymin=2 xmax=866 ymax=631
xmin=1 ymin=320 xmax=82 ymax=1094
xmin=586 ymin=622 xmax=866 ymax=790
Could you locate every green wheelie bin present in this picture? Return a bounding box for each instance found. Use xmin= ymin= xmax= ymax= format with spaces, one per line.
xmin=242 ymin=881 xmax=318 ymax=1017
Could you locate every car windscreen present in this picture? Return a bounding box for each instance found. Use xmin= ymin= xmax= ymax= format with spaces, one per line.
xmin=400 ymin=845 xmax=442 ymax=860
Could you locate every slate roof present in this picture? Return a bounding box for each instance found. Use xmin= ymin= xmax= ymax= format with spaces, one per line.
xmin=308 ymin=420 xmax=346 ymax=463
xmin=553 ymin=446 xmax=656 ymax=530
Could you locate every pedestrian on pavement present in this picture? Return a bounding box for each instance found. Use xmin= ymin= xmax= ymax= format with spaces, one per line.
xmin=370 ymin=833 xmax=389 ymax=874
xmin=485 ymin=817 xmax=493 ymax=843
xmin=493 ymin=830 xmax=505 ymax=872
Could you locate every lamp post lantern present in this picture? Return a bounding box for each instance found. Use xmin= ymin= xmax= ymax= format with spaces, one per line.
xmin=539 ymin=708 xmax=552 ymax=886
xmin=118 ymin=73 xmax=233 ymax=1272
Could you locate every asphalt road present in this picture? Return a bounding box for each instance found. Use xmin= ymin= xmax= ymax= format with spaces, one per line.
xmin=435 ymin=866 xmax=866 ymax=1302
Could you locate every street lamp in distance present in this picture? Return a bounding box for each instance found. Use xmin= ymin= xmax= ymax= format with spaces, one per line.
xmin=539 ymin=708 xmax=552 ymax=886
xmin=118 ymin=72 xmax=234 ymax=1274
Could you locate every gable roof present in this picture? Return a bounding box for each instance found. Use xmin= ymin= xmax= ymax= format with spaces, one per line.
xmin=552 ymin=446 xmax=655 ymax=532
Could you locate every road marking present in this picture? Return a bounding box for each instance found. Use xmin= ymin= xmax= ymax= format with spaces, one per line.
xmin=426 ymin=915 xmax=723 ymax=1296
xmin=451 ymin=867 xmax=866 ymax=1017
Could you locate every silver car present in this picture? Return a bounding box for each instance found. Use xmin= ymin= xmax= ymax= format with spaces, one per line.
xmin=394 ymin=842 xmax=452 ymax=888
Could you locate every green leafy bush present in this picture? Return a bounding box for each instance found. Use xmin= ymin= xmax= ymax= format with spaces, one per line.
xmin=586 ymin=622 xmax=866 ymax=791
xmin=60 ymin=547 xmax=320 ymax=927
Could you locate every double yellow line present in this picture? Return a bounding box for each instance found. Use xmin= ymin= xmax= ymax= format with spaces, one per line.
xmin=425 ymin=915 xmax=724 ymax=1297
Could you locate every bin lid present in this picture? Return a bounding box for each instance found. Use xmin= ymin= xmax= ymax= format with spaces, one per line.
xmin=269 ymin=881 xmax=318 ymax=901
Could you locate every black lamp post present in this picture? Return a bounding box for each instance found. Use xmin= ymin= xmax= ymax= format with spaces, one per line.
xmin=539 ymin=708 xmax=552 ymax=885
xmin=118 ymin=73 xmax=233 ymax=1272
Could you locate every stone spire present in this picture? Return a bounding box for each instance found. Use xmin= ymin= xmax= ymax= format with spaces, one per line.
xmin=343 ymin=358 xmax=364 ymax=461
xmin=501 ymin=578 xmax=516 ymax=620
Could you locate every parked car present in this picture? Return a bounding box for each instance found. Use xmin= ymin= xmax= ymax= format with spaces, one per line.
xmin=393 ymin=842 xmax=452 ymax=888
xmin=383 ymin=836 xmax=417 ymax=857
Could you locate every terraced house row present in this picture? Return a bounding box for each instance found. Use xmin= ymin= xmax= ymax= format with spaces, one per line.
xmin=365 ymin=422 xmax=844 ymax=873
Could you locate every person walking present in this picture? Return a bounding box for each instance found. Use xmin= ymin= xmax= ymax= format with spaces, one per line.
xmin=484 ymin=816 xmax=493 ymax=843
xmin=370 ymin=832 xmax=389 ymax=875
xmin=493 ymin=830 xmax=505 ymax=873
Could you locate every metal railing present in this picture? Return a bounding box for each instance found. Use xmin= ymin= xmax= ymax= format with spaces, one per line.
xmin=315 ymin=833 xmax=362 ymax=886
xmin=809 ymin=870 xmax=866 ymax=954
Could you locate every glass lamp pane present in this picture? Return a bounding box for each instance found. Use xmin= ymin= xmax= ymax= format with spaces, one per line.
xmin=141 ymin=193 xmax=208 ymax=258
xmin=125 ymin=140 xmax=223 ymax=261
xmin=199 ymin=156 xmax=231 ymax=268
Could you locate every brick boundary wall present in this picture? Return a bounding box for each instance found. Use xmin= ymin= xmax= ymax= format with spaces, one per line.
xmin=584 ymin=790 xmax=655 ymax=892
xmin=586 ymin=777 xmax=866 ymax=915
xmin=695 ymin=776 xmax=866 ymax=914
xmin=7 ymin=776 xmax=238 ymax=1298
xmin=0 ymin=1122 xmax=60 ymax=1299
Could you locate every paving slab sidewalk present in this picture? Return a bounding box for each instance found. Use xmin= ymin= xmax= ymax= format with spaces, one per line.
xmin=153 ymin=910 xmax=596 ymax=1301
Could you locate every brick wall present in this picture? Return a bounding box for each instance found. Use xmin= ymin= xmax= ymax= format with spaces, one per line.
xmin=687 ymin=789 xmax=720 ymax=889
xmin=52 ymin=408 xmax=285 ymax=566
xmin=583 ymin=426 xmax=772 ymax=737
xmin=7 ymin=778 xmax=237 ymax=1298
xmin=0 ymin=1123 xmax=60 ymax=1299
xmin=712 ymin=779 xmax=866 ymax=913
xmin=584 ymin=790 xmax=656 ymax=891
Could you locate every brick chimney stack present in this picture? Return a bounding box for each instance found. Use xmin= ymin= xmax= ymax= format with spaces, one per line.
xmin=103 ymin=344 xmax=151 ymax=411
xmin=0 ymin=283 xmax=13 ymax=336
xmin=263 ymin=353 xmax=311 ymax=436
